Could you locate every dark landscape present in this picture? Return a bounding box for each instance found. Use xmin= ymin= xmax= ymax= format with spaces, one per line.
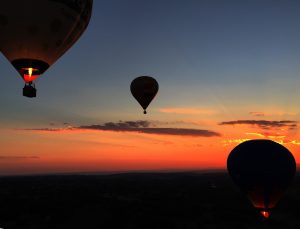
xmin=0 ymin=171 xmax=299 ymax=229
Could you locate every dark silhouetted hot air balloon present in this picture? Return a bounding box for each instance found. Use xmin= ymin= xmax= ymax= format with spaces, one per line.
xmin=130 ymin=76 xmax=159 ymax=114
xmin=0 ymin=0 xmax=93 ymax=97
xmin=227 ymin=139 xmax=296 ymax=219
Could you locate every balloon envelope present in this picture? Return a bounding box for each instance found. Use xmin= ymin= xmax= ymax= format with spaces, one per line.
xmin=0 ymin=0 xmax=93 ymax=81
xmin=227 ymin=139 xmax=296 ymax=217
xmin=130 ymin=76 xmax=159 ymax=114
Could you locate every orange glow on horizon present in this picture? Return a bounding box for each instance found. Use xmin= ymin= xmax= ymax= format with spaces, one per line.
xmin=1 ymin=113 xmax=300 ymax=175
xmin=0 ymin=128 xmax=229 ymax=174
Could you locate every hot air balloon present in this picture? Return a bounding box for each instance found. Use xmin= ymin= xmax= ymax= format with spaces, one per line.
xmin=130 ymin=76 xmax=159 ymax=114
xmin=227 ymin=139 xmax=296 ymax=219
xmin=0 ymin=0 xmax=93 ymax=97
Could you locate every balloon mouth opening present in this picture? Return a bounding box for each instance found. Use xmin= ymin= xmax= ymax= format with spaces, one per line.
xmin=23 ymin=83 xmax=37 ymax=98
xmin=22 ymin=67 xmax=40 ymax=83
xmin=11 ymin=59 xmax=49 ymax=81
xmin=260 ymin=210 xmax=270 ymax=219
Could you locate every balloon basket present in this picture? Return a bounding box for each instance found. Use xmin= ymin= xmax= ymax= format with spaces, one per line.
xmin=23 ymin=84 xmax=37 ymax=98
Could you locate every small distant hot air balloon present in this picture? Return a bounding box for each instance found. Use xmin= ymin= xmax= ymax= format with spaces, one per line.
xmin=227 ymin=139 xmax=296 ymax=219
xmin=130 ymin=76 xmax=159 ymax=114
xmin=0 ymin=0 xmax=93 ymax=97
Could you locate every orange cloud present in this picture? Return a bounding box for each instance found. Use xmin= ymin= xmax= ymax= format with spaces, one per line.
xmin=223 ymin=131 xmax=300 ymax=147
xmin=249 ymin=111 xmax=297 ymax=117
xmin=289 ymin=140 xmax=300 ymax=145
xmin=245 ymin=132 xmax=266 ymax=138
xmin=159 ymin=107 xmax=216 ymax=115
xmin=222 ymin=138 xmax=251 ymax=146
xmin=249 ymin=112 xmax=266 ymax=117
xmin=245 ymin=132 xmax=287 ymax=139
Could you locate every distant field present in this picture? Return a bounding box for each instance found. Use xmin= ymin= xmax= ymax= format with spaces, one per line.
xmin=0 ymin=171 xmax=299 ymax=229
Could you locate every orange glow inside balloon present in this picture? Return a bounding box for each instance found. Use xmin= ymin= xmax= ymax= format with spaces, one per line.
xmin=260 ymin=210 xmax=270 ymax=219
xmin=22 ymin=67 xmax=39 ymax=83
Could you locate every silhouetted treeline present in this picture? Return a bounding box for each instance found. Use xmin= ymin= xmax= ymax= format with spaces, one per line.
xmin=0 ymin=171 xmax=299 ymax=229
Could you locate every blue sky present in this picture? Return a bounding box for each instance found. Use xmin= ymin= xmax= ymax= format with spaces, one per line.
xmin=1 ymin=0 xmax=300 ymax=127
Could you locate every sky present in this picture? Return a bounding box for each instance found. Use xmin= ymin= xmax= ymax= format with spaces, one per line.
xmin=1 ymin=0 xmax=300 ymax=175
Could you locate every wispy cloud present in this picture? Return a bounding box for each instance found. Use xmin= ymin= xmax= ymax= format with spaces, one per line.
xmin=223 ymin=137 xmax=300 ymax=146
xmin=219 ymin=120 xmax=297 ymax=130
xmin=222 ymin=139 xmax=250 ymax=146
xmin=245 ymin=132 xmax=287 ymax=141
xmin=79 ymin=121 xmax=221 ymax=137
xmin=159 ymin=107 xmax=216 ymax=115
xmin=21 ymin=128 xmax=61 ymax=131
xmin=289 ymin=140 xmax=300 ymax=145
xmin=249 ymin=111 xmax=297 ymax=117
xmin=94 ymin=120 xmax=153 ymax=128
xmin=223 ymin=131 xmax=300 ymax=146
xmin=17 ymin=126 xmax=75 ymax=132
xmin=249 ymin=112 xmax=266 ymax=117
xmin=20 ymin=120 xmax=221 ymax=137
xmin=0 ymin=156 xmax=40 ymax=160
xmin=245 ymin=132 xmax=266 ymax=138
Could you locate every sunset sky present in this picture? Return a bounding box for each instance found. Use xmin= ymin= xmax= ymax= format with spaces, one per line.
xmin=1 ymin=0 xmax=300 ymax=175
